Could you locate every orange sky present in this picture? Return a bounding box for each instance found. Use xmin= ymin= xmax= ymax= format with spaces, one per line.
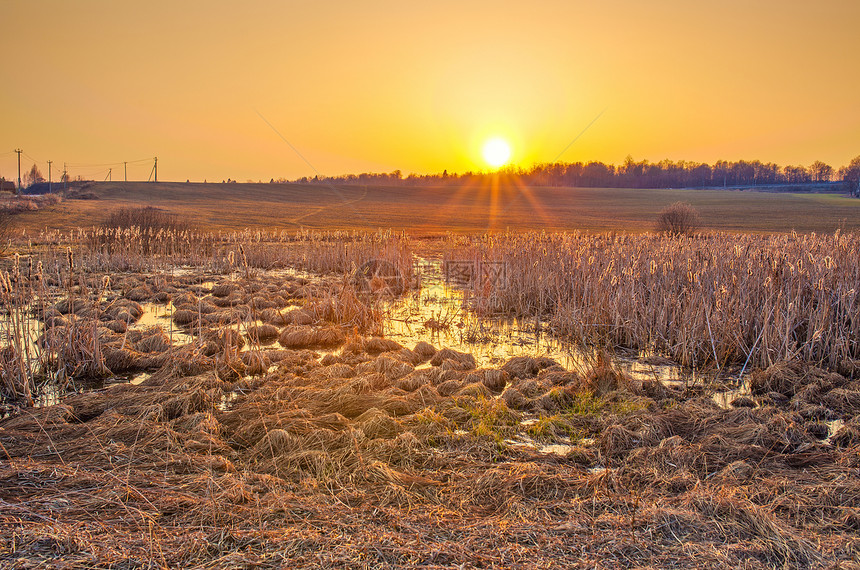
xmin=1 ymin=0 xmax=858 ymax=182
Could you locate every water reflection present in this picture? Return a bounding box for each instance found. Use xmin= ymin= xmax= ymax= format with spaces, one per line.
xmin=4 ymin=259 xmax=741 ymax=405
xmin=382 ymin=257 xmax=686 ymax=384
xmin=134 ymin=302 xmax=195 ymax=345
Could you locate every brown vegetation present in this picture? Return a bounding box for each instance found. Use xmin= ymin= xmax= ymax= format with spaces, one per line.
xmin=454 ymin=230 xmax=860 ymax=370
xmin=656 ymin=201 xmax=701 ymax=235
xmin=1 ymin=340 xmax=858 ymax=568
xmin=1 ymin=225 xmax=859 ymax=567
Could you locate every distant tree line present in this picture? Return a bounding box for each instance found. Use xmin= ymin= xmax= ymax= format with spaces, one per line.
xmin=285 ymin=155 xmax=860 ymax=195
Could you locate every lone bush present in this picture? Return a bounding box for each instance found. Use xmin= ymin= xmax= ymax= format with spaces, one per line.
xmin=100 ymin=206 xmax=191 ymax=254
xmin=656 ymin=202 xmax=701 ymax=236
xmin=104 ymin=206 xmax=188 ymax=233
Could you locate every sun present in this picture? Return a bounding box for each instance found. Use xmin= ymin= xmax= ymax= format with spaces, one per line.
xmin=482 ymin=137 xmax=511 ymax=168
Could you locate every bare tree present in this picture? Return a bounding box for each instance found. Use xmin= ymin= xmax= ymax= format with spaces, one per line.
xmin=839 ymin=156 xmax=860 ymax=197
xmin=809 ymin=160 xmax=833 ymax=183
xmin=656 ymin=202 xmax=701 ymax=236
xmin=24 ymin=164 xmax=44 ymax=187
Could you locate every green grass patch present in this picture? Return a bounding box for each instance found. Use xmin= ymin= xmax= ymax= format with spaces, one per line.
xmin=459 ymin=396 xmax=520 ymax=443
xmin=413 ymin=407 xmax=448 ymax=426
xmin=525 ymin=414 xmax=582 ymax=441
xmin=554 ymin=389 xmax=648 ymax=418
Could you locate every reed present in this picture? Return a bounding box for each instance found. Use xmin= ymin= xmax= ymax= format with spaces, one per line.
xmin=447 ymin=230 xmax=860 ymax=370
xmin=33 ymin=227 xmax=415 ymax=279
xmin=0 ymin=251 xmax=117 ymax=402
xmin=0 ymin=255 xmax=43 ymax=403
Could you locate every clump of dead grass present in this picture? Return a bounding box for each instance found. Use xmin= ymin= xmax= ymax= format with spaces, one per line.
xmin=278 ymin=325 xmax=345 ymax=349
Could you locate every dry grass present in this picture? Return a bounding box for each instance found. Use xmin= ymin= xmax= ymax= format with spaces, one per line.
xmin=452 ymin=230 xmax=860 ymax=370
xmin=278 ymin=325 xmax=346 ymax=349
xmin=1 ymin=343 xmax=858 ymax=568
xmin=2 ymin=214 xmax=860 ymax=567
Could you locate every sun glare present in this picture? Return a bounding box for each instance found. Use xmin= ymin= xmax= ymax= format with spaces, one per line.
xmin=482 ymin=137 xmax=512 ymax=168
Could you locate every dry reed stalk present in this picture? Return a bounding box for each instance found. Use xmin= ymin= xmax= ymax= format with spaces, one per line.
xmin=687 ymin=488 xmax=823 ymax=567
xmin=447 ymin=231 xmax=860 ymax=371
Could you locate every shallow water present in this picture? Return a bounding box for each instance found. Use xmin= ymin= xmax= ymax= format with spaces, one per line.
xmin=4 ymin=260 xmax=735 ymax=405
xmin=382 ymin=257 xmax=686 ymax=383
xmin=134 ymin=302 xmax=195 ymax=345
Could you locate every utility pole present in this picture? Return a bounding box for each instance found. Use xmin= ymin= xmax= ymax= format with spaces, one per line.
xmin=47 ymin=160 xmax=52 ymax=193
xmin=14 ymin=148 xmax=22 ymax=193
xmin=63 ymin=162 xmax=67 ymax=192
xmin=106 ymin=168 xmax=112 ymax=182
xmin=154 ymin=157 xmax=157 ymax=183
xmin=124 ymin=161 xmax=127 ymax=182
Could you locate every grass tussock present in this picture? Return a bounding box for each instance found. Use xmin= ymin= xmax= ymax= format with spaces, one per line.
xmin=278 ymin=325 xmax=346 ymax=349
xmin=1 ymin=335 xmax=858 ymax=568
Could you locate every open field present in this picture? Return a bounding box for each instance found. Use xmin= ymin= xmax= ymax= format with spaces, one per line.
xmin=11 ymin=180 xmax=860 ymax=233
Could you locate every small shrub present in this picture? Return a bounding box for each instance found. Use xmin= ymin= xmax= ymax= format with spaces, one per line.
xmin=104 ymin=206 xmax=188 ymax=233
xmin=99 ymin=206 xmax=191 ymax=255
xmin=656 ymin=201 xmax=701 ymax=236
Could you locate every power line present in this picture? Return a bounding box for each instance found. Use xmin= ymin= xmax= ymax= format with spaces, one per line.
xmin=255 ymin=108 xmax=374 ymax=228
xmin=552 ymin=108 xmax=607 ymax=163
xmin=65 ymin=166 xmax=111 ymax=179
xmin=22 ymin=151 xmax=41 ymax=164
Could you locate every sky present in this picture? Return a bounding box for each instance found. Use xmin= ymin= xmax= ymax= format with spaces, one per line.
xmin=1 ymin=0 xmax=858 ymax=183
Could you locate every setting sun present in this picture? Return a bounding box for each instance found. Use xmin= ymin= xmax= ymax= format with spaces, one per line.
xmin=482 ymin=137 xmax=512 ymax=168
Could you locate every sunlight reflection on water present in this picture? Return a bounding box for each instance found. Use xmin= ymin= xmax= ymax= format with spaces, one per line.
xmin=382 ymin=257 xmax=685 ymax=383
